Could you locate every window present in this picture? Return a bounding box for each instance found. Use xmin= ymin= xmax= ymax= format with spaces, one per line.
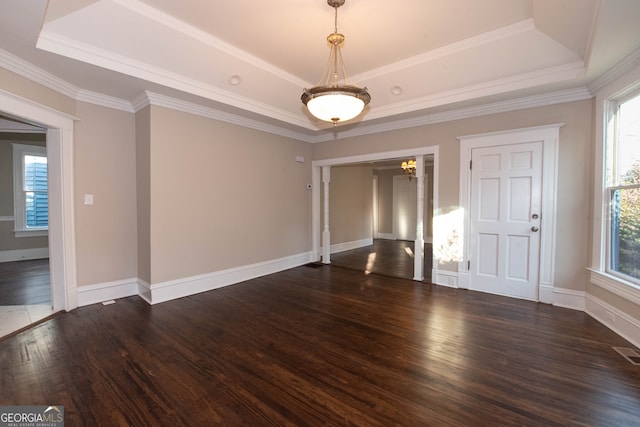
xmin=12 ymin=143 xmax=48 ymax=237
xmin=607 ymin=92 xmax=640 ymax=283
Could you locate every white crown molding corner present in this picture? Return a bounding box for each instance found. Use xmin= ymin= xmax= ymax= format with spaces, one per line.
xmin=139 ymin=91 xmax=318 ymax=142
xmin=588 ymin=46 xmax=640 ymax=94
xmin=36 ymin=29 xmax=312 ymax=130
xmin=76 ymin=89 xmax=135 ymax=113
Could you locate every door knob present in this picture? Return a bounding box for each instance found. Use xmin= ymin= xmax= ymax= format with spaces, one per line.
xmin=531 ymin=226 xmax=539 ymax=232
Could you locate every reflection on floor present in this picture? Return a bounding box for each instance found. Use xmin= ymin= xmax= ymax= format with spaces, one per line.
xmin=0 ymin=258 xmax=53 ymax=339
xmin=0 ymin=304 xmax=56 ymax=338
xmin=330 ymin=239 xmax=433 ymax=282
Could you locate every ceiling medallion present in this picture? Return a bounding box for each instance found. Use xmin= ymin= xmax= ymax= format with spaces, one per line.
xmin=301 ymin=0 xmax=371 ymax=126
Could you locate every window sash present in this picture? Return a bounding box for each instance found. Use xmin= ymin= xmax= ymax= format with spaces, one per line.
xmin=607 ymin=184 xmax=640 ymax=284
xmin=12 ymin=143 xmax=48 ymax=234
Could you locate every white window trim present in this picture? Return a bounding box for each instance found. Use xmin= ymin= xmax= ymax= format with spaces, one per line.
xmin=12 ymin=142 xmax=48 ymax=237
xmin=591 ymin=66 xmax=640 ymax=300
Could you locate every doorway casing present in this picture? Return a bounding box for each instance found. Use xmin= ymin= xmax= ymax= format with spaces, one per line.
xmin=312 ymin=146 xmax=438 ymax=282
xmin=0 ymin=89 xmax=78 ymax=312
xmin=458 ymin=124 xmax=562 ymax=303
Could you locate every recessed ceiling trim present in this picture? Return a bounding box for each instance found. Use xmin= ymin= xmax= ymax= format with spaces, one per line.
xmin=36 ymin=30 xmax=314 ymax=129
xmin=366 ymin=60 xmax=586 ymax=121
xmin=110 ymin=0 xmax=310 ymax=88
xmin=352 ymin=19 xmax=537 ymax=82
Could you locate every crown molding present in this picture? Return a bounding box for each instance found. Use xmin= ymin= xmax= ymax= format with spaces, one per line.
xmin=36 ymin=30 xmax=312 ymax=129
xmin=0 ymin=48 xmax=79 ymax=99
xmin=2 ymin=47 xmax=594 ymax=145
xmin=354 ymin=19 xmax=536 ymax=82
xmin=135 ymin=91 xmax=317 ymax=142
xmin=110 ymin=0 xmax=309 ymax=88
xmin=76 ymin=89 xmax=135 ymax=113
xmin=588 ymin=46 xmax=640 ymax=94
xmin=308 ymin=87 xmax=592 ymax=143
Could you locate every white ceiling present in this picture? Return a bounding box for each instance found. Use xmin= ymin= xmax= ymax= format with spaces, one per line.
xmin=1 ymin=0 xmax=640 ymax=138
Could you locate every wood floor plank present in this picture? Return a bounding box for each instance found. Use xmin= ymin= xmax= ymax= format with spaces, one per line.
xmin=1 ymin=264 xmax=639 ymax=426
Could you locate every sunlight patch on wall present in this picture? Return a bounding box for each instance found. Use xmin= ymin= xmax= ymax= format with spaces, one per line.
xmin=433 ymin=207 xmax=464 ymax=263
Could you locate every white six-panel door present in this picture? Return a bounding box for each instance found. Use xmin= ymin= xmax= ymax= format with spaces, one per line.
xmin=469 ymin=141 xmax=543 ymax=300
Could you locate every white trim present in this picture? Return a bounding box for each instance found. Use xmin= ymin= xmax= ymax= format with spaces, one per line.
xmin=0 ymin=247 xmax=49 ymax=263
xmin=325 ymin=238 xmax=373 ymax=255
xmin=589 ymin=269 xmax=640 ymax=307
xmin=0 ymin=216 xmax=14 ymax=221
xmin=376 ymin=233 xmax=395 ymax=240
xmin=1 ymin=46 xmax=592 ymax=144
xmin=146 ymin=252 xmax=314 ymax=305
xmin=585 ymin=293 xmax=640 ymax=349
xmin=432 ymin=269 xmax=459 ymax=288
xmin=312 ymin=146 xmax=439 ymax=284
xmin=77 ymin=278 xmax=139 ymax=306
xmin=0 ymin=89 xmax=78 ymax=313
xmin=552 ymin=288 xmax=585 ymax=311
xmin=14 ymin=230 xmax=48 ymax=238
xmin=372 ymin=175 xmax=378 ymax=239
xmin=12 ymin=143 xmax=48 ymax=233
xmin=458 ymin=124 xmax=562 ymax=302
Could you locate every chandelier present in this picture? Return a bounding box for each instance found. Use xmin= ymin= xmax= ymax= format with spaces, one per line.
xmin=401 ymin=160 xmax=416 ymax=181
xmin=301 ymin=0 xmax=371 ymax=126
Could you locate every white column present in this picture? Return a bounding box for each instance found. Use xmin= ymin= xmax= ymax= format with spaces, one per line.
xmin=322 ymin=166 xmax=331 ymax=264
xmin=414 ymin=155 xmax=425 ymax=281
xmin=311 ymin=166 xmax=321 ymax=262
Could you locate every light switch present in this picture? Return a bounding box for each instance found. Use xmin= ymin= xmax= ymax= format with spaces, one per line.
xmin=84 ymin=194 xmax=94 ymax=205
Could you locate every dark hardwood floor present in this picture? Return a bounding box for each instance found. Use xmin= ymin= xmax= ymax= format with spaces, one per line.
xmin=1 ymin=264 xmax=639 ymax=426
xmin=330 ymin=239 xmax=433 ymax=282
xmin=0 ymin=259 xmax=50 ymax=305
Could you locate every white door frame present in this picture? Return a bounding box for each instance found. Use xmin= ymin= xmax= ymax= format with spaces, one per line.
xmin=312 ymin=146 xmax=438 ymax=281
xmin=458 ymin=124 xmax=562 ymax=303
xmin=0 ymin=89 xmax=78 ymax=312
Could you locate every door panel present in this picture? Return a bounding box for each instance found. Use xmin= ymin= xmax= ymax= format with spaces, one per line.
xmin=470 ymin=142 xmax=542 ymax=300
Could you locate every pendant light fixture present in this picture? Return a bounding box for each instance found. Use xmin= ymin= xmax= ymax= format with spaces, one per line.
xmin=401 ymin=159 xmax=417 ymax=181
xmin=301 ymin=0 xmax=371 ymax=126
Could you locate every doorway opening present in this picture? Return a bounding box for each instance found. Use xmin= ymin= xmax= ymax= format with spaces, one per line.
xmin=0 ymin=115 xmax=55 ymax=337
xmin=313 ymin=150 xmax=438 ymax=283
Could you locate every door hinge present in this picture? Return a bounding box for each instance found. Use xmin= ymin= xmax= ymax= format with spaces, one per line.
xmin=470 ymin=160 xmax=472 ymax=170
xmin=467 ymin=260 xmax=470 ymax=270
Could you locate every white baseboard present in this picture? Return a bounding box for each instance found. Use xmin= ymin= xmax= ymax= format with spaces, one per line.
xmin=376 ymin=233 xmax=394 ymax=240
xmin=433 ymin=268 xmax=458 ymax=288
xmin=327 ymin=238 xmax=373 ymax=254
xmin=77 ymin=277 xmax=139 ymax=306
xmin=148 ymin=252 xmax=314 ymax=304
xmin=0 ymin=247 xmax=49 ymax=263
xmin=585 ymin=293 xmax=640 ymax=349
xmin=551 ymin=287 xmax=585 ymax=310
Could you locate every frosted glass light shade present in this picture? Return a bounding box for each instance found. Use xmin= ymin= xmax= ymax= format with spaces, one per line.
xmin=302 ymin=85 xmax=371 ymax=124
xmin=307 ymin=93 xmax=365 ymax=123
